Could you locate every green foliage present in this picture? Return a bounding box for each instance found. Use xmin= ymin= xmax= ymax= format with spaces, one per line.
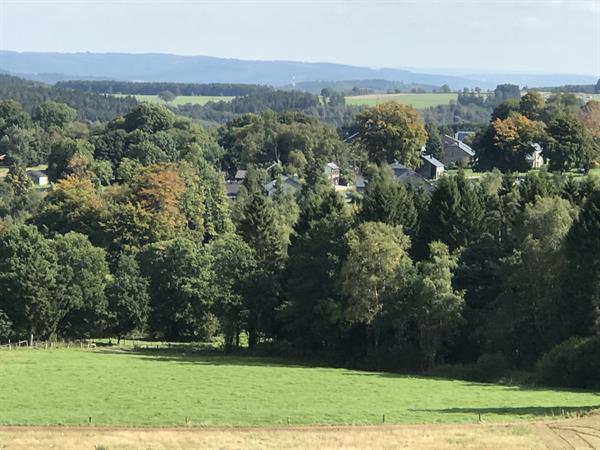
xmin=106 ymin=251 xmax=150 ymax=341
xmin=32 ymin=101 xmax=76 ymax=130
xmin=140 ymin=236 xmax=216 ymax=341
xmin=52 ymin=232 xmax=109 ymax=339
xmin=536 ymin=336 xmax=600 ymax=388
xmin=358 ymin=166 xmax=418 ymax=235
xmin=340 ymin=222 xmax=412 ymax=326
xmin=123 ymin=103 xmax=175 ymax=133
xmin=544 ymin=113 xmax=596 ymax=171
xmin=354 ymin=102 xmax=428 ymax=167
xmin=425 ymin=123 xmax=444 ymax=161
xmin=0 ymin=224 xmax=59 ymax=338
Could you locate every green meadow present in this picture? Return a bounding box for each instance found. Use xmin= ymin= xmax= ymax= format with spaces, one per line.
xmin=344 ymin=93 xmax=458 ymax=108
xmin=0 ymin=348 xmax=597 ymax=427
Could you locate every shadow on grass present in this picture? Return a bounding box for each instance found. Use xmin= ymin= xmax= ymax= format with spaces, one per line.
xmin=94 ymin=348 xmax=600 ymax=398
xmin=409 ymin=405 xmax=600 ymax=417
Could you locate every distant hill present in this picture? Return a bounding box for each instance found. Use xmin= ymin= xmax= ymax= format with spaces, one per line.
xmin=0 ymin=51 xmax=486 ymax=89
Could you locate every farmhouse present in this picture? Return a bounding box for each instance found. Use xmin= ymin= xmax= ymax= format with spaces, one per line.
xmin=324 ymin=162 xmax=340 ymax=186
xmin=526 ymin=143 xmax=544 ymax=169
xmin=233 ymin=170 xmax=247 ymax=183
xmin=442 ymin=135 xmax=475 ymax=168
xmin=263 ymin=175 xmax=302 ymax=197
xmin=225 ymin=182 xmax=241 ymax=202
xmin=416 ymin=154 xmax=445 ymax=180
xmin=27 ymin=170 xmax=49 ymax=186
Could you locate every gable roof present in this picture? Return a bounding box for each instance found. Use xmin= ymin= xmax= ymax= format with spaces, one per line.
xmin=234 ymin=169 xmax=247 ymax=180
xmin=443 ymin=135 xmax=475 ymax=157
xmin=325 ymin=162 xmax=340 ymax=170
xmin=264 ymin=175 xmax=302 ymax=194
xmin=421 ymin=154 xmax=444 ymax=168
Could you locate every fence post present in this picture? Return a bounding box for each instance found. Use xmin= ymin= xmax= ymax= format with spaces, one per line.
xmin=8 ymin=339 xmax=10 ymax=350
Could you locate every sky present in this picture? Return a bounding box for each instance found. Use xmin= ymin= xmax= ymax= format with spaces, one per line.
xmin=0 ymin=0 xmax=599 ymax=76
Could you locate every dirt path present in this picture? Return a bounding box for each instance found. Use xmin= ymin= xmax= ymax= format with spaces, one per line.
xmin=0 ymin=416 xmax=598 ymax=449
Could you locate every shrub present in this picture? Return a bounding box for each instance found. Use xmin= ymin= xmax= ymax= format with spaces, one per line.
xmin=536 ymin=336 xmax=600 ymax=388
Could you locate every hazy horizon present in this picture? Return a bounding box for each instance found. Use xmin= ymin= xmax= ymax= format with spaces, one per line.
xmin=1 ymin=0 xmax=599 ymax=77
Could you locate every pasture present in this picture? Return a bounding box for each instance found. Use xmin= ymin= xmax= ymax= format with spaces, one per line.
xmin=0 ymin=348 xmax=598 ymax=427
xmin=114 ymin=94 xmax=235 ymax=106
xmin=344 ymin=92 xmax=458 ymax=108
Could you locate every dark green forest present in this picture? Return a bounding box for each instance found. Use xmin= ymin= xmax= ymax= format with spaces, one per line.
xmin=1 ymin=83 xmax=599 ymax=389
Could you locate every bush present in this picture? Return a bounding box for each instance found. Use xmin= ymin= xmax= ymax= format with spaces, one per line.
xmin=0 ymin=310 xmax=13 ymax=341
xmin=536 ymin=336 xmax=600 ymax=388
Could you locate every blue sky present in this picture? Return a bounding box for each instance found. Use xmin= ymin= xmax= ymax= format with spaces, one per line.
xmin=0 ymin=0 xmax=599 ymax=75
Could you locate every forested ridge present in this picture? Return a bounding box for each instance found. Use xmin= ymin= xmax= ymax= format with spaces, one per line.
xmin=0 ymin=88 xmax=599 ymax=389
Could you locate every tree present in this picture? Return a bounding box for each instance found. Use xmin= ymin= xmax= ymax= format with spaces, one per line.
xmin=106 ymin=252 xmax=150 ymax=343
xmin=425 ymin=123 xmax=444 ymax=161
xmin=52 ymin=232 xmax=109 ymax=339
xmin=0 ymin=99 xmax=30 ymax=133
xmin=32 ymin=101 xmax=76 ymax=130
xmin=578 ymin=100 xmax=600 ymax=138
xmin=562 ymin=190 xmax=600 ymax=338
xmin=208 ymin=233 xmax=257 ymax=349
xmin=340 ymin=222 xmax=412 ymax=327
xmin=0 ymin=224 xmax=59 ymax=339
xmin=519 ymin=91 xmax=545 ymax=121
xmin=140 ymin=236 xmax=216 ymax=341
xmin=421 ymin=171 xmax=484 ymax=251
xmin=354 ymin=102 xmax=428 ymax=167
xmin=411 ymin=241 xmax=464 ymax=368
xmin=123 ymin=103 xmax=175 ymax=133
xmin=358 ymin=166 xmax=418 ymax=235
xmin=283 ymin=189 xmax=350 ymax=350
xmin=158 ymin=90 xmax=176 ymax=103
xmin=474 ymin=113 xmax=546 ymax=172
xmin=238 ymin=191 xmax=288 ymax=347
xmin=0 ymin=125 xmax=50 ymax=166
xmin=487 ymin=197 xmax=577 ymax=365
xmin=33 ymin=175 xmax=107 ymax=246
xmin=47 ymin=137 xmax=95 ymax=182
xmin=545 ymin=113 xmax=596 ymax=171
xmin=493 ymin=84 xmax=520 ymax=104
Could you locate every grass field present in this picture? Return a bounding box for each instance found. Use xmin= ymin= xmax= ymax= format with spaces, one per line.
xmin=344 ymin=93 xmax=458 ymax=108
xmin=114 ymin=94 xmax=235 ymax=106
xmin=0 ymin=348 xmax=598 ymax=427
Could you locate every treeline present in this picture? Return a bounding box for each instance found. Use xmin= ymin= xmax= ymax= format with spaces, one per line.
xmin=57 ymin=80 xmax=273 ymax=97
xmin=532 ymin=79 xmax=600 ymax=94
xmin=0 ymin=98 xmax=599 ymax=389
xmin=0 ymin=75 xmax=137 ymax=122
xmin=175 ymin=89 xmax=359 ymax=128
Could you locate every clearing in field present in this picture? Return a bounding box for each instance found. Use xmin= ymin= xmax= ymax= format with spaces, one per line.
xmin=0 ymin=348 xmax=598 ymax=427
xmin=344 ymin=92 xmax=458 ymax=108
xmin=113 ymin=94 xmax=235 ymax=106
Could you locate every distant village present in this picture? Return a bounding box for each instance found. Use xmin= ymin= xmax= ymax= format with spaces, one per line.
xmin=224 ymin=131 xmax=544 ymax=201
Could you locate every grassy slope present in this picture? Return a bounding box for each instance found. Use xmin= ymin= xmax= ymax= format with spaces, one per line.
xmin=0 ymin=349 xmax=597 ymax=426
xmin=344 ymin=93 xmax=458 ymax=108
xmin=114 ymin=94 xmax=235 ymax=106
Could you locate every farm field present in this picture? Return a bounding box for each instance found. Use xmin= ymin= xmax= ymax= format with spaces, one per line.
xmin=114 ymin=94 xmax=235 ymax=106
xmin=0 ymin=348 xmax=598 ymax=427
xmin=344 ymin=92 xmax=458 ymax=108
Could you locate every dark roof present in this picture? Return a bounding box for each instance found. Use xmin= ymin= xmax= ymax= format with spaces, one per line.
xmin=27 ymin=170 xmax=47 ymax=178
xmin=225 ymin=183 xmax=241 ymax=197
xmin=421 ymin=154 xmax=444 ymax=168
xmin=443 ymin=135 xmax=475 ymax=157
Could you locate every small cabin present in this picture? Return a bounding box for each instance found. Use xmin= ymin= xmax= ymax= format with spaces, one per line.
xmin=27 ymin=170 xmax=49 ymax=186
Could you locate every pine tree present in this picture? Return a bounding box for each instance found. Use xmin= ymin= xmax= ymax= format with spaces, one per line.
xmin=425 ymin=123 xmax=444 ymax=161
xmin=359 ymin=166 xmax=418 ymax=235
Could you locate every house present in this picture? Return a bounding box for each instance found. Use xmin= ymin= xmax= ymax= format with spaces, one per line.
xmin=395 ymin=168 xmax=434 ymax=192
xmin=454 ymin=131 xmax=475 ymax=143
xmin=526 ymin=143 xmax=544 ymax=169
xmin=390 ymin=161 xmax=410 ymax=178
xmin=27 ymin=170 xmax=48 ymax=186
xmin=355 ymin=175 xmax=367 ymax=194
xmin=225 ymin=182 xmax=242 ymax=202
xmin=324 ymin=162 xmax=340 ymax=186
xmin=263 ymin=176 xmax=302 ymax=197
xmin=417 ymin=154 xmax=445 ymax=180
xmin=442 ymin=135 xmax=475 ymax=168
xmin=233 ymin=170 xmax=247 ymax=183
